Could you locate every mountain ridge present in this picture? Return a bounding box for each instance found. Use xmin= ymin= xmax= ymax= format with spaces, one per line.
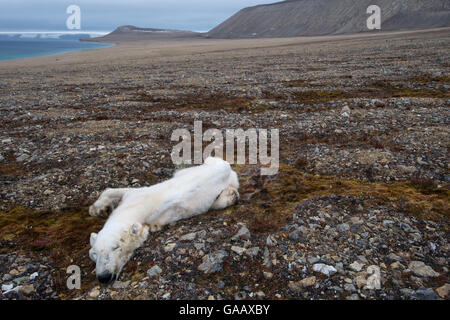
xmin=207 ymin=0 xmax=450 ymax=38
xmin=84 ymin=25 xmax=202 ymax=42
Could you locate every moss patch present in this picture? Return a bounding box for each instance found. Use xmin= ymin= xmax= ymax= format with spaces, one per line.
xmin=392 ymin=89 xmax=449 ymax=99
xmin=0 ymin=153 xmax=26 ymax=177
xmin=292 ymin=90 xmax=349 ymax=103
xmin=131 ymin=91 xmax=254 ymax=112
xmin=0 ymin=206 xmax=104 ymax=297
xmin=291 ymin=87 xmax=449 ymax=104
xmin=234 ymin=164 xmax=449 ymax=234
xmin=411 ymin=76 xmax=450 ymax=84
xmin=0 ymin=206 xmax=103 ymax=258
xmin=0 ymin=164 xmax=448 ymax=297
xmin=284 ymin=79 xmax=307 ymax=88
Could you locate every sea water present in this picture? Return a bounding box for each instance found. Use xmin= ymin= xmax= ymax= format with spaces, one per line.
xmin=0 ymin=38 xmax=113 ymax=61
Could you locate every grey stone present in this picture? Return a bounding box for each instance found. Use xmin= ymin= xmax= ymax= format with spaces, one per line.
xmin=410 ymin=233 xmax=422 ymax=242
xmin=263 ymin=247 xmax=272 ymax=268
xmin=299 ymin=276 xmax=316 ymax=287
xmin=400 ymin=288 xmax=414 ymax=297
xmin=112 ymin=280 xmax=130 ymax=289
xmin=435 ymin=284 xmax=450 ymax=299
xmin=397 ymin=165 xmax=417 ymax=174
xmin=344 ymin=283 xmax=357 ymax=292
xmin=413 ymin=287 xmax=439 ymax=300
xmin=2 ymin=284 xmax=14 ymax=292
xmin=147 ymin=265 xmax=163 ymax=277
xmin=153 ymin=167 xmax=173 ymax=177
xmin=308 ymin=256 xmax=320 ymax=264
xmin=335 ymin=262 xmax=345 ymax=274
xmin=16 ymin=154 xmax=28 ymax=162
xmin=2 ymin=286 xmax=22 ymax=299
xmin=162 ymin=292 xmax=171 ymax=299
xmin=179 ymin=232 xmax=197 ymax=241
xmin=13 ymin=276 xmax=28 ymax=284
xmin=164 ymin=243 xmax=176 ymax=252
xmin=29 ymin=272 xmax=39 ymax=281
xmin=400 ymin=223 xmax=413 ymax=233
xmin=342 ymin=106 xmax=351 ymax=114
xmin=2 ymin=274 xmax=13 ymax=282
xmin=217 ymin=281 xmax=225 ymax=289
xmin=234 ymin=291 xmax=247 ymax=300
xmin=196 ymin=230 xmax=207 ymax=238
xmin=232 ymin=225 xmax=251 ymax=240
xmin=194 ymin=243 xmax=205 ymax=251
xmin=408 ymin=261 xmax=440 ymax=277
xmin=266 ymin=235 xmax=276 ymax=246
xmin=386 ymin=253 xmax=401 ymax=263
xmin=198 ymin=250 xmax=228 ymax=274
xmin=245 ymin=247 xmax=260 ymax=257
xmin=336 ymin=223 xmax=350 ymax=233
xmin=312 ymin=263 xmax=337 ymax=276
xmin=288 ymin=231 xmax=302 ymax=241
xmin=349 ymin=261 xmax=364 ymax=272
xmin=231 ymin=246 xmax=246 ymax=255
xmin=288 ymin=281 xmax=302 ymax=293
xmin=19 ymin=284 xmax=35 ymax=296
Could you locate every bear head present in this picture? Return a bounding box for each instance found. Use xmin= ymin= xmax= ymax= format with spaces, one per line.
xmin=89 ymin=222 xmax=149 ymax=285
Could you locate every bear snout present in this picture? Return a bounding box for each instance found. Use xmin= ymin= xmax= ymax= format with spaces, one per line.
xmin=97 ymin=272 xmax=116 ymax=285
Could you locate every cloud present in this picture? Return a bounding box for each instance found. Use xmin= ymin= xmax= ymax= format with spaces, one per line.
xmin=0 ymin=0 xmax=276 ymax=32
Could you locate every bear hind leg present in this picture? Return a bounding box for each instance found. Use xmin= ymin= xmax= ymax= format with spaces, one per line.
xmin=211 ymin=187 xmax=239 ymax=210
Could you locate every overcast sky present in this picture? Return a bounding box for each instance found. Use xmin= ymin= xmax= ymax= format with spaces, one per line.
xmin=0 ymin=0 xmax=277 ymax=32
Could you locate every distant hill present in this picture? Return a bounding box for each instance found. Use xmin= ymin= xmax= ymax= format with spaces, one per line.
xmin=84 ymin=25 xmax=202 ymax=42
xmin=207 ymin=0 xmax=450 ymax=38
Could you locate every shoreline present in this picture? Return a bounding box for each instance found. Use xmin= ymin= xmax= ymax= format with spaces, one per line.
xmin=0 ymin=27 xmax=448 ymax=67
xmin=0 ymin=39 xmax=115 ymax=62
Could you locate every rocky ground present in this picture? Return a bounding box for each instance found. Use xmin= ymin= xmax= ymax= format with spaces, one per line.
xmin=0 ymin=29 xmax=448 ymax=300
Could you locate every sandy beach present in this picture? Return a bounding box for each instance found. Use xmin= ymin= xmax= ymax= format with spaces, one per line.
xmin=2 ymin=27 xmax=449 ymax=68
xmin=0 ymin=28 xmax=448 ymax=300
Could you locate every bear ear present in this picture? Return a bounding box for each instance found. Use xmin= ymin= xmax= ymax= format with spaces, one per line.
xmin=90 ymin=233 xmax=98 ymax=246
xmin=130 ymin=223 xmax=142 ymax=235
xmin=130 ymin=223 xmax=149 ymax=240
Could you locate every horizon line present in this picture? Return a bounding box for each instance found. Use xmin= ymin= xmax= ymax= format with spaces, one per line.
xmin=0 ymin=30 xmax=112 ymax=34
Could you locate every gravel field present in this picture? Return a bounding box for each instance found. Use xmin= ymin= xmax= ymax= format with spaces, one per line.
xmin=0 ymin=28 xmax=448 ymax=300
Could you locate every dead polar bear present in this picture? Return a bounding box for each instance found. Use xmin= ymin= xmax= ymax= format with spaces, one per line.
xmin=88 ymin=157 xmax=239 ymax=285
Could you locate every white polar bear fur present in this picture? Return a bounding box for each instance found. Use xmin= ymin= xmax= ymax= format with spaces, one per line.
xmin=89 ymin=157 xmax=239 ymax=284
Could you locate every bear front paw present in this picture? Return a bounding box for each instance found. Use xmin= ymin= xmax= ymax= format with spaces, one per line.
xmin=89 ymin=203 xmax=112 ymax=218
xmin=150 ymin=224 xmax=162 ymax=232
